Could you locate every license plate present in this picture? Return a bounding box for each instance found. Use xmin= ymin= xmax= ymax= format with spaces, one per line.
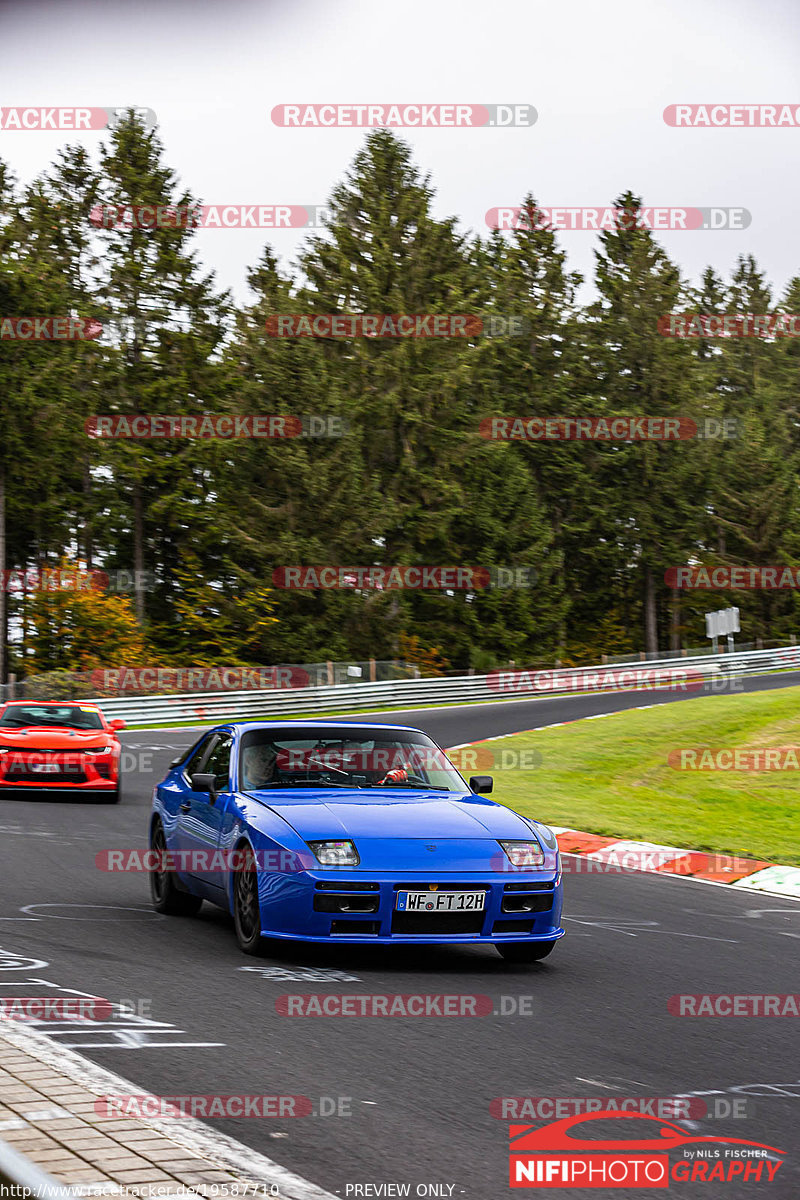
xmin=396 ymin=890 xmax=486 ymax=913
xmin=30 ymin=764 xmax=61 ymax=774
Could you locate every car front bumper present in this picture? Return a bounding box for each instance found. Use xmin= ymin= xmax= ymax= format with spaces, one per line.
xmin=0 ymin=762 xmax=119 ymax=792
xmin=256 ymin=869 xmax=564 ymax=945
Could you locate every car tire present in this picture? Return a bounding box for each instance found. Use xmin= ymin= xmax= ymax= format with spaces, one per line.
xmin=232 ymin=843 xmax=265 ymax=955
xmin=149 ymin=820 xmax=203 ymax=916
xmin=497 ymin=940 xmax=557 ymax=964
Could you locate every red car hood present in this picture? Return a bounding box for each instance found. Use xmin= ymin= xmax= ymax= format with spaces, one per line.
xmin=0 ymin=726 xmax=113 ymax=750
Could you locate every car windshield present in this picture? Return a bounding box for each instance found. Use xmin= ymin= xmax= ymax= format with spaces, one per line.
xmin=238 ymin=727 xmax=465 ymax=792
xmin=0 ymin=705 xmax=105 ymax=731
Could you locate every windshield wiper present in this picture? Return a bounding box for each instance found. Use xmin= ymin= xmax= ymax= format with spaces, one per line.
xmin=307 ymin=757 xmax=350 ymax=777
xmin=250 ymin=779 xmax=361 ymax=789
xmin=365 ymin=781 xmax=452 ymax=791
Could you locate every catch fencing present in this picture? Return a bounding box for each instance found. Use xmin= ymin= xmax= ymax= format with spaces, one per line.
xmin=37 ymin=643 xmax=800 ymax=724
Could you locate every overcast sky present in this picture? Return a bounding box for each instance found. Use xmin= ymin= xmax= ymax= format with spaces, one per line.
xmin=2 ymin=0 xmax=800 ymax=305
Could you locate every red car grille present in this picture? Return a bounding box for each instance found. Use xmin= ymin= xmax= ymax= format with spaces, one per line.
xmin=1 ymin=747 xmax=106 ymax=785
xmin=1 ymin=747 xmax=92 ymax=756
xmin=5 ymin=769 xmax=89 ymax=783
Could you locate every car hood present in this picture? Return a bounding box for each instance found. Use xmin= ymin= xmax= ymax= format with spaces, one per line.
xmin=248 ymin=788 xmax=535 ymax=840
xmin=0 ymin=726 xmax=112 ymax=749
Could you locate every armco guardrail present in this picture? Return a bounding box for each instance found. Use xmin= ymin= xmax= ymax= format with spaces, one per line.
xmin=0 ymin=1134 xmax=69 ymax=1198
xmin=0 ymin=660 xmax=422 ymax=704
xmin=79 ymin=644 xmax=800 ymax=724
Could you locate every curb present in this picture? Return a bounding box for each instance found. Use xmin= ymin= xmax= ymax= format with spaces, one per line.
xmin=549 ymin=827 xmax=800 ymax=898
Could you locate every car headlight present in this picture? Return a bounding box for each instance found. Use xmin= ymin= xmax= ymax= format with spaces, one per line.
xmin=83 ymin=746 xmax=113 ymax=756
xmin=498 ymin=839 xmax=545 ymax=868
xmin=307 ymin=839 xmax=360 ymax=867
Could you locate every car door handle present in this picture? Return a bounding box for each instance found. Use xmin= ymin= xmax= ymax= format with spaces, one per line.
xmin=179 ymin=802 xmax=191 ymax=812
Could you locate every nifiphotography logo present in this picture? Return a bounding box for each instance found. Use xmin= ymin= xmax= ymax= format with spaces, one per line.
xmin=508 ymin=1111 xmax=784 ymax=1187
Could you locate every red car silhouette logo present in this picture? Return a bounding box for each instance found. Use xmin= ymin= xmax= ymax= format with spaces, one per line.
xmin=510 ymin=1110 xmax=783 ymax=1154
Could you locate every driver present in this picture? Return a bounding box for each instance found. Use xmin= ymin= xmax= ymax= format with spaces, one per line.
xmin=242 ymin=742 xmax=278 ymax=789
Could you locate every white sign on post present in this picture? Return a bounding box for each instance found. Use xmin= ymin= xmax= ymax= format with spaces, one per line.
xmin=705 ymin=607 xmax=740 ymax=641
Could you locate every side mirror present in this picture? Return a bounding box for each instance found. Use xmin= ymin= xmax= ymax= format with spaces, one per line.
xmin=110 ymin=718 xmax=126 ymax=731
xmin=469 ymin=775 xmax=493 ymax=794
xmin=190 ymin=772 xmax=218 ymax=801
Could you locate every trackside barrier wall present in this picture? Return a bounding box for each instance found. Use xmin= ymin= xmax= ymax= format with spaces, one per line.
xmin=80 ymin=645 xmax=800 ymax=724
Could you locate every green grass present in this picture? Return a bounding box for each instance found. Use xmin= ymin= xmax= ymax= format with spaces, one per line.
xmin=482 ymin=687 xmax=800 ymax=866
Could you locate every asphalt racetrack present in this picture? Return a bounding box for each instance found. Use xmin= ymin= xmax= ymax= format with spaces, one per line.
xmin=1 ymin=673 xmax=799 ymax=1198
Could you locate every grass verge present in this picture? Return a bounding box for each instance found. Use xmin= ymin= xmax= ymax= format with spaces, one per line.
xmin=482 ymin=687 xmax=800 ymax=866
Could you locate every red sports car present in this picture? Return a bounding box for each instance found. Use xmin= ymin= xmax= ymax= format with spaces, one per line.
xmin=0 ymin=701 xmax=126 ymax=802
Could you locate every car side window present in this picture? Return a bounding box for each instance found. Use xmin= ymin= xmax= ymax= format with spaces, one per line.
xmin=202 ymin=733 xmax=233 ymax=792
xmin=182 ymin=735 xmax=214 ymax=783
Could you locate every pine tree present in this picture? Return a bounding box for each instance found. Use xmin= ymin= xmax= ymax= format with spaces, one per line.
xmin=469 ymin=196 xmax=582 ymax=660
xmin=583 ymin=192 xmax=707 ymax=654
xmin=92 ymin=111 xmax=230 ymax=636
xmin=295 ymin=131 xmax=486 ymax=664
xmin=697 ymin=261 xmax=800 ymax=642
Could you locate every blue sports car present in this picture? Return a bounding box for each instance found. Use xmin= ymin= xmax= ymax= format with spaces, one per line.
xmin=148 ymin=721 xmax=564 ymax=962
